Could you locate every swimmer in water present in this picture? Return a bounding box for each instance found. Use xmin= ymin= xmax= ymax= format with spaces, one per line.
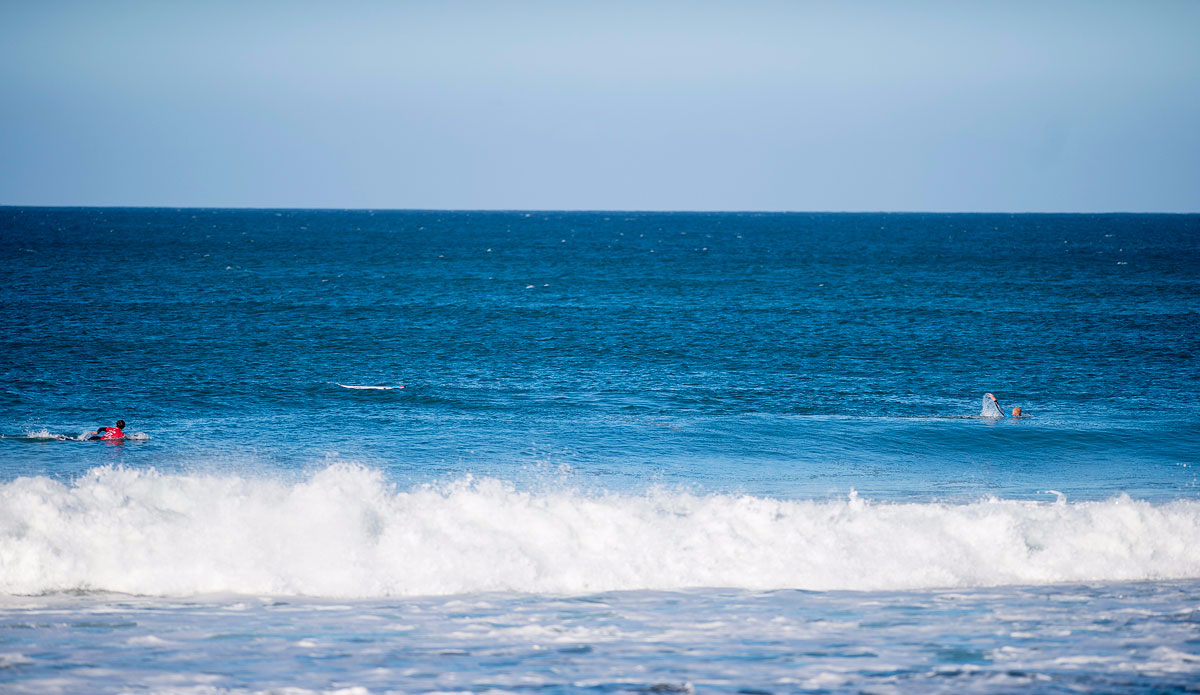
xmin=88 ymin=420 xmax=126 ymax=440
xmin=979 ymin=391 xmax=1027 ymax=417
xmin=983 ymin=393 xmax=1026 ymax=418
xmin=983 ymin=392 xmax=1005 ymax=417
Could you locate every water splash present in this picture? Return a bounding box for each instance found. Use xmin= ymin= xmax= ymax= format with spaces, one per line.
xmin=980 ymin=393 xmax=1005 ymax=417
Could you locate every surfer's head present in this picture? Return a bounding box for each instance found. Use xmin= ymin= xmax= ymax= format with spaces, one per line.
xmin=116 ymin=420 xmax=126 ymax=429
xmin=1010 ymin=408 xmax=1021 ymax=418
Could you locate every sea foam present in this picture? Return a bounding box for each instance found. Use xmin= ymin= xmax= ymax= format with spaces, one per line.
xmin=1 ymin=464 xmax=1198 ymax=598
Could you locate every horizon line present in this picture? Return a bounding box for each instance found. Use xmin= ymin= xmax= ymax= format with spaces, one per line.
xmin=2 ymin=204 xmax=1197 ymax=215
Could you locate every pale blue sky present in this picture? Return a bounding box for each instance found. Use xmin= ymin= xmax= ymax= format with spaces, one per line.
xmin=2 ymin=1 xmax=1197 ymax=211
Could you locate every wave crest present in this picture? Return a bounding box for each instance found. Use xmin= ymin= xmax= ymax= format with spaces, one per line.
xmin=2 ymin=464 xmax=1198 ymax=597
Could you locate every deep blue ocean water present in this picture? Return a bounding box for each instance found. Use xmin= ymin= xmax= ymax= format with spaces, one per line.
xmin=1 ymin=208 xmax=1199 ymax=693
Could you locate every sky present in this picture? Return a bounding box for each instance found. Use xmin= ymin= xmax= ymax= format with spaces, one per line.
xmin=1 ymin=1 xmax=1197 ymax=212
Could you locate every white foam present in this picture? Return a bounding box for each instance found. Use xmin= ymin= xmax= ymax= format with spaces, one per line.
xmin=0 ymin=652 xmax=33 ymax=668
xmin=19 ymin=429 xmax=77 ymax=441
xmin=22 ymin=429 xmax=57 ymax=440
xmin=1 ymin=465 xmax=1198 ymax=598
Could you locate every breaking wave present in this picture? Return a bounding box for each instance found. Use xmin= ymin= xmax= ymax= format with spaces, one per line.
xmin=2 ymin=464 xmax=1198 ymax=597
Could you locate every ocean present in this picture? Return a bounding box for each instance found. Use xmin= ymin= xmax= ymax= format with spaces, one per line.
xmin=1 ymin=208 xmax=1198 ymax=693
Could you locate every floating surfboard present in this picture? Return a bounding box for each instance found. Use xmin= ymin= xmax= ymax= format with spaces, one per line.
xmin=337 ymin=383 xmax=397 ymax=390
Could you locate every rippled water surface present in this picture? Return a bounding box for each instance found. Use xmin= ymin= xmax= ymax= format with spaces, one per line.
xmin=2 ymin=209 xmax=1198 ymax=693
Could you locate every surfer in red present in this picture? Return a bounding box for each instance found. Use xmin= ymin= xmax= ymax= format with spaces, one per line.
xmin=88 ymin=420 xmax=126 ymax=440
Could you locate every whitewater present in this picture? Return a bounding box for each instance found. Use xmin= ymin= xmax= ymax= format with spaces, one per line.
xmin=4 ymin=464 xmax=1199 ymax=598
